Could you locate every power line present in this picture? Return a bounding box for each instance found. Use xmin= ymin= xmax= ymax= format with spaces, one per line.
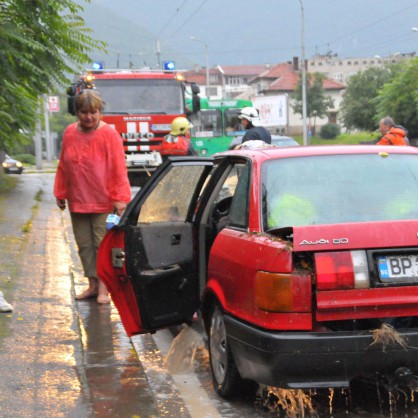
xmin=162 ymin=0 xmax=208 ymax=44
xmin=156 ymin=0 xmax=189 ymax=38
xmin=312 ymin=1 xmax=418 ymax=51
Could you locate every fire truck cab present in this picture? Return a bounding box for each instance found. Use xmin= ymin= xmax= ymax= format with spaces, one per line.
xmin=67 ymin=66 xmax=200 ymax=186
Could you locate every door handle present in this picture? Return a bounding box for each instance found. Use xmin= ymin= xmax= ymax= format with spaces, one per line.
xmin=171 ymin=234 xmax=181 ymax=245
xmin=111 ymin=248 xmax=125 ymax=268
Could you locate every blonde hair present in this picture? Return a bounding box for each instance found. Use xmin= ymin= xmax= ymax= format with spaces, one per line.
xmin=75 ymin=89 xmax=103 ymax=112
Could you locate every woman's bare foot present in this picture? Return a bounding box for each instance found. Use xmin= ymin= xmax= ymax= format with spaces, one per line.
xmin=97 ymin=294 xmax=111 ymax=304
xmin=97 ymin=279 xmax=110 ymax=304
xmin=75 ymin=288 xmax=98 ymax=300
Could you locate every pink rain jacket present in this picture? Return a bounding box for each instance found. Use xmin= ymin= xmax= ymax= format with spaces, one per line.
xmin=54 ymin=123 xmax=131 ymax=213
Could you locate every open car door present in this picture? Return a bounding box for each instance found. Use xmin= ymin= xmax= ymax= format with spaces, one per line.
xmin=98 ymin=157 xmax=214 ymax=336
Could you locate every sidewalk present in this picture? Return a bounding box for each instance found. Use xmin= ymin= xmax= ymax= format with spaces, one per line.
xmin=0 ymin=172 xmax=192 ymax=417
xmin=0 ymin=173 xmax=165 ymax=417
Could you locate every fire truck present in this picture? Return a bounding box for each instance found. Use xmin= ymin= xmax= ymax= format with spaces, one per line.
xmin=67 ymin=65 xmax=200 ymax=186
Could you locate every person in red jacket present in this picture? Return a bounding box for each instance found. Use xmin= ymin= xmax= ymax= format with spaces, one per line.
xmin=54 ymin=89 xmax=131 ymax=304
xmin=377 ymin=116 xmax=409 ymax=146
xmin=160 ymin=117 xmax=197 ymax=157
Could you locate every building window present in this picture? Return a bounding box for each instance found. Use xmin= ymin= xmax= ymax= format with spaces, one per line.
xmin=328 ymin=111 xmax=337 ymax=124
xmin=206 ymin=86 xmax=218 ymax=97
xmin=318 ymin=62 xmax=323 ymax=66
xmin=227 ymin=76 xmax=242 ymax=85
xmin=347 ymin=61 xmax=352 ymax=65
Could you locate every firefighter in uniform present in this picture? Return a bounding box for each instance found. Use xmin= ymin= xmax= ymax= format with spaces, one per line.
xmin=160 ymin=116 xmax=197 ymax=157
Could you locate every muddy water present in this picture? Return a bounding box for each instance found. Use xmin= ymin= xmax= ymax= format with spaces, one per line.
xmin=164 ymin=325 xmax=418 ymax=417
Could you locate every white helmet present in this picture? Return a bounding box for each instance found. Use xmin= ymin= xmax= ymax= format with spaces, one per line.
xmin=238 ymin=106 xmax=261 ymax=126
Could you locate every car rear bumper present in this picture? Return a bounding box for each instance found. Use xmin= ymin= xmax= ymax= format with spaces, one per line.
xmin=224 ymin=314 xmax=418 ymax=389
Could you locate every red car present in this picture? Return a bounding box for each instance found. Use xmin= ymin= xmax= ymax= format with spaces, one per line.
xmin=98 ymin=145 xmax=418 ymax=398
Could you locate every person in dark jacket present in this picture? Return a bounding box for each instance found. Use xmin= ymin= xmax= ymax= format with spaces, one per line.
xmin=238 ymin=107 xmax=272 ymax=144
xmin=376 ymin=116 xmax=409 ymax=146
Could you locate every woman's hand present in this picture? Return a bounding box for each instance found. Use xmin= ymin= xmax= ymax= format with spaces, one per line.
xmin=114 ymin=201 xmax=127 ymax=216
xmin=56 ymin=198 xmax=66 ymax=211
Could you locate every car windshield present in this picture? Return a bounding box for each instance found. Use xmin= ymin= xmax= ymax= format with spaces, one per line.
xmin=94 ymin=78 xmax=184 ymax=115
xmin=262 ymin=153 xmax=418 ymax=230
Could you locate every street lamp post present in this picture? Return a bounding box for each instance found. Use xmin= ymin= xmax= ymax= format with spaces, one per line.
xmin=298 ymin=0 xmax=308 ymax=146
xmin=190 ymin=36 xmax=210 ymax=93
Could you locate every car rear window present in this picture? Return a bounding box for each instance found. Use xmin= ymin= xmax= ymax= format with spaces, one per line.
xmin=262 ymin=153 xmax=418 ymax=230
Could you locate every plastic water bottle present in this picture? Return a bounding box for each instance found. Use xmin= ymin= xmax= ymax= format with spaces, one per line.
xmin=106 ymin=213 xmax=120 ymax=230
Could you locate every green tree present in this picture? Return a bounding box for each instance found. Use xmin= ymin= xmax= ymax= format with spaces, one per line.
xmin=340 ymin=66 xmax=394 ymax=132
xmin=0 ymin=0 xmax=105 ymax=151
xmin=292 ymin=72 xmax=334 ymax=134
xmin=375 ymin=58 xmax=418 ymax=139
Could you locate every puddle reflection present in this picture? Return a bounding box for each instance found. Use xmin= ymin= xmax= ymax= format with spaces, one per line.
xmin=78 ymin=301 xmax=158 ymax=417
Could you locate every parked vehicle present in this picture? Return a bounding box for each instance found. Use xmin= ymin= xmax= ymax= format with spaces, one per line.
xmin=229 ymin=134 xmax=299 ymax=149
xmin=2 ymin=155 xmax=23 ymax=174
xmin=98 ymin=145 xmax=418 ymax=398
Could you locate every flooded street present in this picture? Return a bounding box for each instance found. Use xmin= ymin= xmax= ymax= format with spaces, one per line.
xmin=0 ymin=172 xmax=418 ymax=417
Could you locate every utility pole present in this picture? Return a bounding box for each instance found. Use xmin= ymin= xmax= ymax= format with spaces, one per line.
xmin=34 ymin=101 xmax=43 ymax=169
xmin=156 ymin=39 xmax=161 ymax=67
xmin=190 ymin=36 xmax=210 ymax=94
xmin=298 ymin=0 xmax=308 ymax=146
xmin=43 ymin=94 xmax=53 ymax=162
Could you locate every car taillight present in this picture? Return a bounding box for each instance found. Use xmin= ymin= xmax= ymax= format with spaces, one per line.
xmin=255 ymin=271 xmax=311 ymax=312
xmin=315 ymin=250 xmax=370 ymax=290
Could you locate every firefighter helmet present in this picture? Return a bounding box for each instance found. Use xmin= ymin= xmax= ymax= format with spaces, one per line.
xmin=238 ymin=106 xmax=261 ymax=126
xmin=170 ymin=117 xmax=193 ymax=135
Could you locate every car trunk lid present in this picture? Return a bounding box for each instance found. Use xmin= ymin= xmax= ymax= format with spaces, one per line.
xmin=291 ymin=219 xmax=418 ymax=252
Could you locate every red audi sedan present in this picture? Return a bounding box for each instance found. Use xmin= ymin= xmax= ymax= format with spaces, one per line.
xmin=98 ymin=144 xmax=418 ymax=398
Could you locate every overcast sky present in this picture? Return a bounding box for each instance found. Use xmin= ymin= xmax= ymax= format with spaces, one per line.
xmin=82 ymin=0 xmax=418 ymax=68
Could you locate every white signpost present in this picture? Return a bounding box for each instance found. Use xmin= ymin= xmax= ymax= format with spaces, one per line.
xmin=47 ymin=96 xmax=60 ymax=112
xmin=252 ymin=95 xmax=288 ymax=127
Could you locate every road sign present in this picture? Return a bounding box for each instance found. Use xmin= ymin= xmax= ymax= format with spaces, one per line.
xmin=48 ymin=96 xmax=60 ymax=112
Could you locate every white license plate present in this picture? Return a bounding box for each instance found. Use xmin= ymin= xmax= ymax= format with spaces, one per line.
xmin=377 ymin=255 xmax=418 ymax=283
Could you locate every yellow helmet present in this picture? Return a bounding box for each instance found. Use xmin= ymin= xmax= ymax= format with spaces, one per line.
xmin=170 ymin=117 xmax=193 ymax=135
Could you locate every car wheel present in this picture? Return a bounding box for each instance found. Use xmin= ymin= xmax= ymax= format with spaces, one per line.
xmin=208 ymin=304 xmax=244 ymax=399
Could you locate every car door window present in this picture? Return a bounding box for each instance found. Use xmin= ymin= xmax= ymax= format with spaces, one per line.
xmin=138 ymin=165 xmax=206 ymax=223
xmin=209 ymin=161 xmax=250 ymax=232
xmin=228 ymin=162 xmax=250 ymax=228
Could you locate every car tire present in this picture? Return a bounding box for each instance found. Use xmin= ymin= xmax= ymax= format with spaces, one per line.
xmin=208 ymin=304 xmax=246 ymax=399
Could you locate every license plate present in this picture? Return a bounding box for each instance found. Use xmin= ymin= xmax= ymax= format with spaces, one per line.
xmin=377 ymin=255 xmax=418 ymax=283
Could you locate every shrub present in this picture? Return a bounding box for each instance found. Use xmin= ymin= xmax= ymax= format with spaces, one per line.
xmin=320 ymin=124 xmax=341 ymax=140
xmin=0 ymin=172 xmax=18 ymax=192
xmin=13 ymin=154 xmax=36 ymax=165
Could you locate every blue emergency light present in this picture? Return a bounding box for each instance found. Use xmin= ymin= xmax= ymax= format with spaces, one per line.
xmin=163 ymin=60 xmax=176 ymax=71
xmin=92 ymin=61 xmax=104 ymax=70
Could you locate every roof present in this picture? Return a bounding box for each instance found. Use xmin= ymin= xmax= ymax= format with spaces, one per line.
xmin=182 ymin=64 xmax=269 ymax=84
xmin=249 ymin=62 xmax=345 ymax=92
xmin=218 ymin=65 xmax=269 ymax=76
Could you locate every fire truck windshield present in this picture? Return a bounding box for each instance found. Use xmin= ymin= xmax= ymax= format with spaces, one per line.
xmin=94 ymin=78 xmax=184 ymax=115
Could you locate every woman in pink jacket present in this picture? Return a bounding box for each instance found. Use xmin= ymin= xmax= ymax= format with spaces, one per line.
xmin=54 ymin=90 xmax=131 ymax=304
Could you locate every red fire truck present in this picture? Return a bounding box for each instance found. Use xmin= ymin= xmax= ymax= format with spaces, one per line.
xmin=67 ymin=66 xmax=200 ymax=185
